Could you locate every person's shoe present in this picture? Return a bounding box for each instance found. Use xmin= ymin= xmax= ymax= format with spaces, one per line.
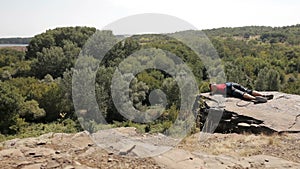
xmin=254 ymin=96 xmax=268 ymax=104
xmin=263 ymin=94 xmax=274 ymax=100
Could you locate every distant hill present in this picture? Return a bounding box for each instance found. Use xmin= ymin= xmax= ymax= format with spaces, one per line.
xmin=0 ymin=37 xmax=31 ymax=44
xmin=203 ymin=24 xmax=300 ymax=45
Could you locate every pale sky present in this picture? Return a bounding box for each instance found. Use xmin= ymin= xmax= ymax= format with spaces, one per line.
xmin=1 ymin=0 xmax=300 ymax=37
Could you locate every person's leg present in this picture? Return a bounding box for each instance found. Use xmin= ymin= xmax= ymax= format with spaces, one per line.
xmin=232 ymin=83 xmax=253 ymax=95
xmin=252 ymin=90 xmax=274 ymax=100
xmin=243 ymin=93 xmax=256 ymax=100
xmin=231 ymin=84 xmax=268 ymax=103
xmin=232 ymin=89 xmax=254 ymax=100
xmin=251 ymin=90 xmax=263 ymax=96
xmin=233 ymin=88 xmax=267 ymax=103
xmin=247 ymin=90 xmax=269 ymax=102
xmin=234 ymin=83 xmax=270 ymax=99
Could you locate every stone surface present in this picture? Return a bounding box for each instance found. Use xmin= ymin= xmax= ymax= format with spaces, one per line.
xmin=154 ymin=148 xmax=205 ymax=169
xmin=21 ymin=163 xmax=44 ymax=169
xmin=0 ymin=148 xmax=24 ymax=158
xmin=202 ymin=92 xmax=300 ymax=132
xmin=91 ymin=127 xmax=177 ymax=158
xmin=0 ymin=131 xmax=161 ymax=169
xmin=0 ymin=130 xmax=299 ymax=168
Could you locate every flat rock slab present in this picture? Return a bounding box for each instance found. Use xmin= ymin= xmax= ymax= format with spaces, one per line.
xmin=154 ymin=148 xmax=205 ymax=169
xmin=202 ymin=92 xmax=300 ymax=132
xmin=91 ymin=127 xmax=179 ymax=158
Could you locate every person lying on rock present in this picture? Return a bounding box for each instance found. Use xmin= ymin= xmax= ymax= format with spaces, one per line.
xmin=209 ymin=82 xmax=274 ymax=103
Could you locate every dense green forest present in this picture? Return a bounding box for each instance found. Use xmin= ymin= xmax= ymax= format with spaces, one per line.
xmin=0 ymin=37 xmax=31 ymax=44
xmin=0 ymin=25 xmax=300 ymax=141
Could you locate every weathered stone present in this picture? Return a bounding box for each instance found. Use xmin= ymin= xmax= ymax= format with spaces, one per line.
xmin=73 ymin=166 xmax=97 ymax=169
xmin=3 ymin=138 xmax=20 ymax=148
xmin=92 ymin=127 xmax=177 ymax=158
xmin=73 ymin=160 xmax=82 ymax=166
xmin=21 ymin=163 xmax=44 ymax=169
xmin=250 ymin=124 xmax=260 ymax=127
xmin=0 ymin=148 xmax=24 ymax=158
xmin=17 ymin=161 xmax=32 ymax=167
xmin=119 ymin=144 xmax=136 ymax=155
xmin=154 ymin=148 xmax=205 ymax=169
xmin=202 ymin=92 xmax=300 ymax=133
xmin=36 ymin=140 xmax=47 ymax=146
xmin=25 ymin=147 xmax=56 ymax=157
xmin=63 ymin=165 xmax=75 ymax=169
xmin=237 ymin=122 xmax=251 ymax=127
xmin=46 ymin=160 xmax=60 ymax=168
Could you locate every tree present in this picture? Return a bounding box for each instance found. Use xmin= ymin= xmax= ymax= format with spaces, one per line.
xmin=31 ymin=46 xmax=65 ymax=78
xmin=26 ymin=27 xmax=96 ymax=79
xmin=7 ymin=77 xmax=68 ymax=122
xmin=137 ymin=70 xmax=164 ymax=91
xmin=82 ymin=30 xmax=119 ymax=60
xmin=255 ymin=67 xmax=268 ymax=91
xmin=129 ymin=78 xmax=149 ymax=111
xmin=26 ymin=33 xmax=55 ymax=59
xmin=256 ymin=68 xmax=281 ymax=91
xmin=38 ymin=82 xmax=65 ymax=122
xmin=0 ymin=82 xmax=24 ymax=134
xmin=19 ymin=100 xmax=46 ymax=121
xmin=265 ymin=69 xmax=281 ymax=91
xmin=26 ymin=27 xmax=96 ymax=60
xmin=162 ymin=77 xmax=180 ymax=108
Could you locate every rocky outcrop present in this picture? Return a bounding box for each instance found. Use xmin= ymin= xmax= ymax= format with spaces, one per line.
xmin=0 ymin=131 xmax=161 ymax=169
xmin=200 ymin=92 xmax=300 ymax=134
xmin=1 ymin=128 xmax=299 ymax=169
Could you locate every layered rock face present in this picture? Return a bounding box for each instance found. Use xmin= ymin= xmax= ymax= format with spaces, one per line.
xmin=200 ymin=92 xmax=300 ymax=134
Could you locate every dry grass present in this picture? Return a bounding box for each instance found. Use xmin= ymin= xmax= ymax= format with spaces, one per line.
xmin=0 ymin=46 xmax=26 ymax=51
xmin=179 ymin=132 xmax=300 ymax=163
